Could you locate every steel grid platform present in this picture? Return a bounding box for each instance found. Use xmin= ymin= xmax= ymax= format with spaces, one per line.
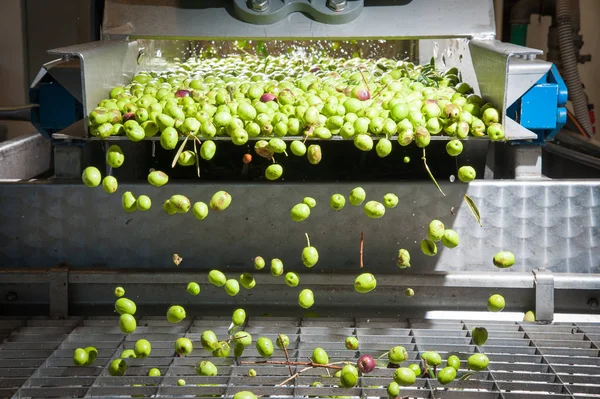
xmin=2 ymin=316 xmax=600 ymax=398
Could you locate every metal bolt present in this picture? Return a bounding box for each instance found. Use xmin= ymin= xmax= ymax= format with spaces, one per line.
xmin=6 ymin=292 xmax=17 ymax=302
xmin=327 ymin=0 xmax=347 ymax=12
xmin=588 ymin=298 xmax=599 ymax=309
xmin=250 ymin=0 xmax=268 ymax=12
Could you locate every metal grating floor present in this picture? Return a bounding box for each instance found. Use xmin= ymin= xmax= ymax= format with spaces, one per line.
xmin=1 ymin=317 xmax=600 ymax=399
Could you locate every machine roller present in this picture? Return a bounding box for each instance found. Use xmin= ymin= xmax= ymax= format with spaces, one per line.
xmin=0 ymin=0 xmax=599 ymax=397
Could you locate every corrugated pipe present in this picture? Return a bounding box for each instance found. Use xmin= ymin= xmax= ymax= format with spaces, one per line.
xmin=556 ymin=0 xmax=593 ymax=136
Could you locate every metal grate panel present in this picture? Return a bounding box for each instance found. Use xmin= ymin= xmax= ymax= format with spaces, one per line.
xmin=2 ymin=317 xmax=600 ymax=398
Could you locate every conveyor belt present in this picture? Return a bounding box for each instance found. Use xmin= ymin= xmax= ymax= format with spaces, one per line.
xmin=2 ymin=317 xmax=600 ymax=398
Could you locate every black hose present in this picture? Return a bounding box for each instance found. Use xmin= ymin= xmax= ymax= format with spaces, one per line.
xmin=556 ymin=0 xmax=593 ymax=136
xmin=0 ymin=105 xmax=36 ymax=122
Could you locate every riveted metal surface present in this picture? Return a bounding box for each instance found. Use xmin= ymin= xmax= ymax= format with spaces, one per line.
xmin=0 ymin=181 xmax=599 ymax=274
xmin=2 ymin=317 xmax=600 ymax=398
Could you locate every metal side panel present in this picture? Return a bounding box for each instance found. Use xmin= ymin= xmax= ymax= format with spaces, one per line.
xmin=0 ymin=133 xmax=51 ymax=180
xmin=470 ymin=40 xmax=544 ymax=141
xmin=0 ymin=180 xmax=598 ymax=274
xmin=419 ymin=38 xmax=481 ymax=95
xmin=2 ymin=317 xmax=600 ymax=398
xmin=101 ymin=0 xmax=496 ymax=40
xmin=48 ymin=40 xmax=140 ymax=128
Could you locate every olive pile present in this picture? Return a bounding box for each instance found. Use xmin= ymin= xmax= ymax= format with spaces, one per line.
xmin=84 ymin=54 xmax=505 ymax=181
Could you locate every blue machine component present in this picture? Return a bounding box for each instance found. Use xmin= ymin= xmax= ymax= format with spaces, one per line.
xmin=30 ymin=79 xmax=82 ymax=139
xmin=507 ymin=64 xmax=568 ymax=145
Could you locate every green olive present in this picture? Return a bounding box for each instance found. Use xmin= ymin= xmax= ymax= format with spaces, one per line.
xmin=472 ymin=327 xmax=488 ymax=346
xmin=108 ymin=358 xmax=127 ymax=376
xmin=467 ymin=353 xmax=489 ymax=371
xmin=393 ymin=367 xmax=416 ymax=387
xmin=232 ymin=308 xmax=246 ymax=326
xmin=212 ymin=340 xmax=230 ymax=357
xmin=339 ymin=364 xmax=359 ymax=388
xmin=234 ymin=331 xmax=252 ymax=347
xmin=240 ymin=273 xmax=256 ymax=289
xmin=201 ymin=330 xmax=220 ymax=351
xmin=82 ymin=166 xmax=101 ymax=187
xmin=421 ymin=351 xmax=442 ymax=366
xmin=196 ymin=360 xmax=218 ymax=376
xmin=166 ymin=305 xmax=186 ymax=323
xmin=208 ymin=270 xmax=227 ymax=287
xmin=387 ymin=381 xmax=400 ymax=398
xmin=487 ymin=294 xmax=505 ymax=312
xmin=102 ymin=176 xmax=118 ymax=194
xmin=388 ymin=346 xmax=408 ymax=364
xmin=210 ymin=191 xmax=231 ymax=212
xmin=493 ymin=251 xmax=515 ymax=268
xmin=276 ymin=334 xmax=290 ymax=349
xmin=73 ymin=348 xmax=88 ymax=366
xmin=119 ymin=314 xmax=137 ymax=334
xmin=447 ymin=355 xmax=461 ymax=371
xmin=298 ymin=289 xmax=314 ymax=309
xmin=437 ymin=366 xmax=456 ymax=385
xmin=354 ymin=273 xmax=377 ymax=293
xmin=115 ymin=298 xmax=137 ymax=315
xmin=311 ymin=347 xmax=329 ymax=365
xmin=408 ymin=363 xmax=421 ymax=376
xmin=345 ymin=336 xmax=359 ymax=350
xmin=233 ymin=391 xmax=257 ymax=399
xmin=256 ymin=337 xmax=274 ymax=358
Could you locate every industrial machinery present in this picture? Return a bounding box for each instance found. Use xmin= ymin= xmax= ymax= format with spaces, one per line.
xmin=1 ymin=0 xmax=599 ymax=398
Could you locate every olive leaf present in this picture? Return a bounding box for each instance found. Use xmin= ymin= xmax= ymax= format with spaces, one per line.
xmin=422 ymin=148 xmax=446 ymax=196
xmin=171 ymin=134 xmax=189 ymax=169
xmin=464 ymin=194 xmax=482 ymax=227
xmin=458 ymin=372 xmax=474 ymax=381
xmin=428 ymin=368 xmax=436 ymax=379
xmin=193 ymin=137 xmax=201 ymax=178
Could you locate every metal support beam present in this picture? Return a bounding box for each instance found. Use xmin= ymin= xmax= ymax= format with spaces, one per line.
xmin=48 ymin=266 xmax=68 ymax=318
xmin=533 ymin=268 xmax=555 ymax=322
xmin=513 ymin=146 xmax=544 ymax=179
xmin=53 ymin=145 xmax=83 ymax=178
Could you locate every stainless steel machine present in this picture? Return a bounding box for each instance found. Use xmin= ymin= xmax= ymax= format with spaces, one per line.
xmin=1 ymin=1 xmax=599 ymax=398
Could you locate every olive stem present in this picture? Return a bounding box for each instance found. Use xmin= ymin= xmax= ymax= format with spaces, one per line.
xmin=359 ymin=231 xmax=364 ymax=268
xmin=305 ymin=233 xmax=311 ymax=248
xmin=240 ymin=360 xmax=344 ymax=370
xmin=421 ymin=358 xmax=429 ymax=378
xmin=278 ymin=333 xmax=294 ymax=376
xmin=276 ymin=370 xmax=301 ymax=387
xmin=377 ymin=351 xmax=389 ymax=360
xmin=371 ymin=81 xmax=392 ymax=100
xmin=275 ymin=361 xmax=351 ymax=386
xmin=357 ymin=68 xmax=370 ymax=89
xmin=303 ymin=126 xmax=315 ymax=144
